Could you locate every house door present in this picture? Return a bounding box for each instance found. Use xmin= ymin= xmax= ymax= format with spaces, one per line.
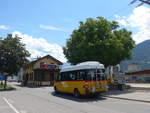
xmin=50 ymin=72 xmax=54 ymax=85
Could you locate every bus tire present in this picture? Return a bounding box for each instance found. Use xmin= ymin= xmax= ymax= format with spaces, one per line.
xmin=74 ymin=89 xmax=80 ymax=98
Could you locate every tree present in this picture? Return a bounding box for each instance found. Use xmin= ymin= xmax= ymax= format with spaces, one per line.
xmin=0 ymin=34 xmax=30 ymax=75
xmin=63 ymin=17 xmax=135 ymax=67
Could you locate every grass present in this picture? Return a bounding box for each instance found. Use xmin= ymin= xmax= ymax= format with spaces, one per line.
xmin=0 ymin=83 xmax=16 ymax=91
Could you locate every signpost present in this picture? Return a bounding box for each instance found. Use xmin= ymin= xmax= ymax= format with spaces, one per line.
xmin=0 ymin=74 xmax=5 ymax=81
xmin=0 ymin=73 xmax=6 ymax=90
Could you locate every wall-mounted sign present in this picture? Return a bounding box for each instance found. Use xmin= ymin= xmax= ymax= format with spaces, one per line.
xmin=40 ymin=64 xmax=58 ymax=69
xmin=48 ymin=65 xmax=57 ymax=69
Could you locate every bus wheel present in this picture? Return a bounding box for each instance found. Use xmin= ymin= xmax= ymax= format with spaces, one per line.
xmin=74 ymin=89 xmax=80 ymax=98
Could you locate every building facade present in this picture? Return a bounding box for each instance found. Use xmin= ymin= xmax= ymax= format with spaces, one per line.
xmin=128 ymin=63 xmax=139 ymax=72
xmin=23 ymin=55 xmax=63 ymax=86
xmin=125 ymin=69 xmax=150 ymax=83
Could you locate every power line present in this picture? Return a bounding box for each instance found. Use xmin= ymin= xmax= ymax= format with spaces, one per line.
xmin=139 ymin=0 xmax=150 ymax=5
xmin=130 ymin=0 xmax=150 ymax=7
xmin=107 ymin=0 xmax=150 ymax=20
xmin=106 ymin=0 xmax=150 ymax=20
xmin=107 ymin=5 xmax=131 ymax=19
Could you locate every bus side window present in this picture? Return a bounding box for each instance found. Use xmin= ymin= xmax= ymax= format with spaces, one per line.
xmin=87 ymin=70 xmax=92 ymax=80
xmin=77 ymin=71 xmax=83 ymax=80
xmin=102 ymin=69 xmax=105 ymax=73
xmin=61 ymin=72 xmax=66 ymax=81
xmin=69 ymin=71 xmax=76 ymax=80
xmin=102 ymin=75 xmax=105 ymax=80
xmin=65 ymin=72 xmax=71 ymax=81
xmin=79 ymin=71 xmax=86 ymax=80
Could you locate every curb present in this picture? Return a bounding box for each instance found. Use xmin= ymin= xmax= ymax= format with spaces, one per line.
xmin=130 ymin=87 xmax=150 ymax=90
xmin=103 ymin=95 xmax=150 ymax=103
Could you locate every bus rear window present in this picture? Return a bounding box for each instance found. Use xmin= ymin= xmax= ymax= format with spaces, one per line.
xmin=86 ymin=69 xmax=106 ymax=80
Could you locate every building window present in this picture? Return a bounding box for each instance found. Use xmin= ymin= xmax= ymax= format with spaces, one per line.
xmin=132 ymin=76 xmax=137 ymax=80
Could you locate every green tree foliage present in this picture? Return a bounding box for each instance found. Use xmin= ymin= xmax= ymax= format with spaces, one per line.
xmin=0 ymin=34 xmax=30 ymax=75
xmin=63 ymin=17 xmax=135 ymax=67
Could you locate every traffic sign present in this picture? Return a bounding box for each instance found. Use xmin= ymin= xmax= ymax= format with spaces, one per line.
xmin=0 ymin=74 xmax=5 ymax=80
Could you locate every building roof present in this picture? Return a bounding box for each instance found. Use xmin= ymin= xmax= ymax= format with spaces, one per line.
xmin=125 ymin=69 xmax=150 ymax=75
xmin=61 ymin=61 xmax=104 ymax=72
xmin=31 ymin=55 xmax=63 ymax=65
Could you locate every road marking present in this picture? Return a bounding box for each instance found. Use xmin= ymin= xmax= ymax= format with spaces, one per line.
xmin=20 ymin=110 xmax=27 ymax=113
xmin=0 ymin=106 xmax=10 ymax=109
xmin=3 ymin=97 xmax=20 ymax=113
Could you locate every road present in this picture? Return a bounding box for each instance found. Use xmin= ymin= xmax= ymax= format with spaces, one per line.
xmin=0 ymin=82 xmax=150 ymax=113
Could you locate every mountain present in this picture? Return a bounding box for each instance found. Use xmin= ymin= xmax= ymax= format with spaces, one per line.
xmin=132 ymin=40 xmax=150 ymax=61
xmin=120 ymin=40 xmax=150 ymax=72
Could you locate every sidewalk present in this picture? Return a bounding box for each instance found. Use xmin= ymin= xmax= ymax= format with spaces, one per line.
xmin=127 ymin=83 xmax=150 ymax=89
xmin=103 ymin=83 xmax=150 ymax=103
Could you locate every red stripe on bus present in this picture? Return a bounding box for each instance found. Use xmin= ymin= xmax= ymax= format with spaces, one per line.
xmin=55 ymin=80 xmax=107 ymax=82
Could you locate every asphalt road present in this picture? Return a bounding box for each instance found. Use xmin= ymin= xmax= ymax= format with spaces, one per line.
xmin=0 ymin=82 xmax=150 ymax=113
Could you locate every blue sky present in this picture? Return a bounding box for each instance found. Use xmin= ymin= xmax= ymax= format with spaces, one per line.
xmin=0 ymin=0 xmax=150 ymax=62
xmin=0 ymin=0 xmax=134 ymax=45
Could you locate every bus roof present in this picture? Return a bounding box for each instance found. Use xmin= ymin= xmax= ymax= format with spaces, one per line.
xmin=61 ymin=61 xmax=105 ymax=72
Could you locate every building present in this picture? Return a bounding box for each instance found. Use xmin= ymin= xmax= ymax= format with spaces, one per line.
xmin=128 ymin=63 xmax=139 ymax=72
xmin=23 ymin=55 xmax=63 ymax=86
xmin=125 ymin=69 xmax=150 ymax=83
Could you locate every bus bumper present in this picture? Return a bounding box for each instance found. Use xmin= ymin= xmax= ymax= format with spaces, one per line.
xmin=84 ymin=88 xmax=107 ymax=96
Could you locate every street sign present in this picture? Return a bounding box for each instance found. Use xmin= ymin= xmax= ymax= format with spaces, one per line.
xmin=0 ymin=74 xmax=5 ymax=80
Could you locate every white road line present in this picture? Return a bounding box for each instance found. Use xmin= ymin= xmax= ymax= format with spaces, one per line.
xmin=3 ymin=97 xmax=20 ymax=113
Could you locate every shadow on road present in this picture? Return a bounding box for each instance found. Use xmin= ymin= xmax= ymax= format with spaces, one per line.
xmin=102 ymin=90 xmax=150 ymax=103
xmin=15 ymin=83 xmax=53 ymax=89
xmin=51 ymin=91 xmax=107 ymax=102
xmin=104 ymin=95 xmax=150 ymax=103
xmin=103 ymin=89 xmax=134 ymax=96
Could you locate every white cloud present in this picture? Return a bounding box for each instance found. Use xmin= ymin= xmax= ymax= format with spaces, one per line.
xmin=12 ymin=31 xmax=67 ymax=62
xmin=40 ymin=24 xmax=64 ymax=31
xmin=0 ymin=25 xmax=8 ymax=30
xmin=115 ymin=6 xmax=150 ymax=44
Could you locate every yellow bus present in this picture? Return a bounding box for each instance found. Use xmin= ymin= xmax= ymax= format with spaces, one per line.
xmin=54 ymin=61 xmax=108 ymax=97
